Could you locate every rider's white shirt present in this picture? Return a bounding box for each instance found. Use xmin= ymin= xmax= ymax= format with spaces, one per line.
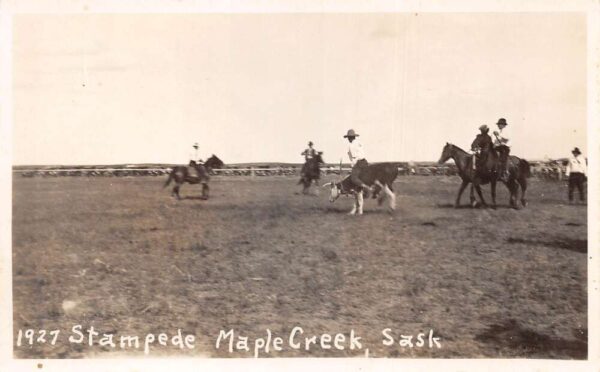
xmin=302 ymin=148 xmax=315 ymax=159
xmin=348 ymin=140 xmax=365 ymax=166
xmin=566 ymin=155 xmax=587 ymax=176
xmin=493 ymin=127 xmax=510 ymax=147
xmin=188 ymin=150 xmax=200 ymax=163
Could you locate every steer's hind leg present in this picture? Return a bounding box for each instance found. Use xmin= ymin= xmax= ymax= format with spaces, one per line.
xmin=348 ymin=192 xmax=358 ymax=215
xmin=374 ymin=181 xmax=386 ymax=206
xmin=356 ymin=190 xmax=364 ymax=215
xmin=384 ymin=184 xmax=396 ymax=211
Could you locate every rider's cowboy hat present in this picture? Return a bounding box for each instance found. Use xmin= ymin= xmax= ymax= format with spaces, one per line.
xmin=479 ymin=125 xmax=489 ymax=132
xmin=496 ymin=118 xmax=507 ymax=126
xmin=308 ymin=141 xmax=313 ymax=146
xmin=572 ymin=147 xmax=582 ymax=155
xmin=344 ymin=129 xmax=359 ymax=138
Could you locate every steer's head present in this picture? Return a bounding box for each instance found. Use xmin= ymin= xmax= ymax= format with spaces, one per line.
xmin=322 ymin=182 xmax=342 ymax=203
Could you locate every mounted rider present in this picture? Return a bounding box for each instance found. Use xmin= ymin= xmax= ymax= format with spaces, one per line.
xmin=471 ymin=125 xmax=493 ymax=170
xmin=301 ymin=141 xmax=318 ymax=161
xmin=344 ymin=129 xmax=372 ymax=195
xmin=188 ymin=142 xmax=203 ymax=179
xmin=493 ymin=118 xmax=510 ymax=182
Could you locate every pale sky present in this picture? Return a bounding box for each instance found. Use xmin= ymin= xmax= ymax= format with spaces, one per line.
xmin=13 ymin=13 xmax=587 ymax=165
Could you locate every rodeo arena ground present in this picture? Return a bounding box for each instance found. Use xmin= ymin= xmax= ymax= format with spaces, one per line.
xmin=12 ymin=153 xmax=587 ymax=359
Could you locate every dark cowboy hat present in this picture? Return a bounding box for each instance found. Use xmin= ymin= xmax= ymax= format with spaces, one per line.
xmin=344 ymin=129 xmax=359 ymax=138
xmin=572 ymin=147 xmax=581 ymax=155
xmin=479 ymin=125 xmax=489 ymax=133
xmin=308 ymin=141 xmax=313 ymax=146
xmin=496 ymin=118 xmax=507 ymax=126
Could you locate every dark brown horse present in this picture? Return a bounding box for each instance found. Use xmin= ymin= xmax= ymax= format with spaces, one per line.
xmin=164 ymin=155 xmax=224 ymax=200
xmin=438 ymin=141 xmax=530 ymax=209
xmin=298 ymin=152 xmax=324 ymax=194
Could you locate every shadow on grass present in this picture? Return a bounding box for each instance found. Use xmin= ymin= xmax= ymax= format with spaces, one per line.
xmin=506 ymin=237 xmax=587 ymax=254
xmin=321 ymin=206 xmax=396 ymax=215
xmin=436 ymin=203 xmax=515 ymax=210
xmin=475 ymin=319 xmax=587 ymax=359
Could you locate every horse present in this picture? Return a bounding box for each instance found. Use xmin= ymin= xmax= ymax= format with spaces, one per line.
xmin=438 ymin=141 xmax=530 ymax=209
xmin=298 ymin=152 xmax=324 ymax=194
xmin=163 ymin=155 xmax=224 ymax=200
xmin=322 ymin=162 xmax=398 ymax=215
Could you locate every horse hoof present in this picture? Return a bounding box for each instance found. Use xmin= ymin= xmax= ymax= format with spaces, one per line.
xmin=521 ymin=200 xmax=528 ymax=207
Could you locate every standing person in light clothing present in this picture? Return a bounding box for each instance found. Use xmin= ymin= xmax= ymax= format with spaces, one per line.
xmin=344 ymin=129 xmax=370 ymax=192
xmin=566 ymin=147 xmax=587 ymax=203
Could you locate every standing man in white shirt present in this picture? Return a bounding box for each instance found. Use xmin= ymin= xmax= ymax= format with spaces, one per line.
xmin=344 ymin=129 xmax=370 ymax=192
xmin=565 ymin=147 xmax=587 ymax=203
xmin=492 ymin=118 xmax=510 ymax=182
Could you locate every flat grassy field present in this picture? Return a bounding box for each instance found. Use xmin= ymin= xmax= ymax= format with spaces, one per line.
xmin=12 ymin=175 xmax=587 ymax=358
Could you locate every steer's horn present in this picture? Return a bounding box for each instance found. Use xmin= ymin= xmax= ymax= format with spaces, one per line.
xmin=322 ymin=182 xmax=332 ymax=188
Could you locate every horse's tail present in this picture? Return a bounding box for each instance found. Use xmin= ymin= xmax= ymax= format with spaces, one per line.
xmin=520 ymin=159 xmax=531 ymax=178
xmin=163 ymin=170 xmax=173 ymax=188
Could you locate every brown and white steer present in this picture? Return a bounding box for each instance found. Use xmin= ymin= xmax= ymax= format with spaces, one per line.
xmin=323 ymin=162 xmax=398 ymax=215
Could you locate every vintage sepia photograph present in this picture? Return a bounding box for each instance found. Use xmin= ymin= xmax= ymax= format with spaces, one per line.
xmin=1 ymin=1 xmax=598 ymax=371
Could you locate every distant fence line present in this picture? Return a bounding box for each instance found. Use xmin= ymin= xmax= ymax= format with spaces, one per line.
xmin=13 ymin=166 xmax=440 ymax=178
xmin=13 ymin=163 xmax=566 ymax=180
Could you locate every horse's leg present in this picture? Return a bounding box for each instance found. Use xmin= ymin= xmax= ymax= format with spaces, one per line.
xmin=312 ymin=179 xmax=320 ymax=196
xmin=507 ymin=180 xmax=518 ymax=209
xmin=301 ymin=180 xmax=308 ymax=195
xmin=174 ymin=184 xmax=181 ymax=200
xmin=470 ymin=183 xmax=476 ymax=207
xmin=490 ymin=180 xmax=497 ymax=209
xmin=518 ymin=176 xmax=528 ymax=207
xmin=474 ymin=183 xmax=487 ymax=207
xmin=202 ymin=183 xmax=209 ymax=199
xmin=455 ymin=180 xmax=468 ymax=208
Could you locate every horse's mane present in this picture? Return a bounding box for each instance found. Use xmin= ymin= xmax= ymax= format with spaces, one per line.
xmin=448 ymin=143 xmax=468 ymax=155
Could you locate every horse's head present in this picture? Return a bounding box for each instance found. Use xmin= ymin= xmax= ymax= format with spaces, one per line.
xmin=438 ymin=142 xmax=454 ymax=164
xmin=314 ymin=152 xmax=324 ymax=164
xmin=204 ymin=155 xmax=224 ymax=171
